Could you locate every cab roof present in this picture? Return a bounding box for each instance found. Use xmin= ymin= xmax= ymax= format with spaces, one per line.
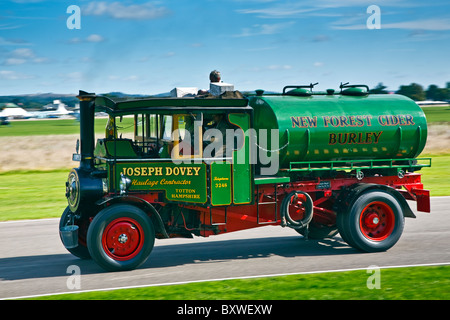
xmin=78 ymin=90 xmax=250 ymax=115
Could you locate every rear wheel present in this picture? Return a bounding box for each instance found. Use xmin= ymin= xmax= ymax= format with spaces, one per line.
xmin=337 ymin=190 xmax=404 ymax=252
xmin=87 ymin=204 xmax=155 ymax=271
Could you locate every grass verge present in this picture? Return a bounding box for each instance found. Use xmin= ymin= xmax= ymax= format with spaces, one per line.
xmin=422 ymin=106 xmax=450 ymax=124
xmin=420 ymin=153 xmax=450 ymax=196
xmin=29 ymin=265 xmax=450 ymax=300
xmin=0 ymin=169 xmax=68 ymax=221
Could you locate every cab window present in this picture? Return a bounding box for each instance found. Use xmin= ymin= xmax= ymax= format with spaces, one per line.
xmin=172 ymin=113 xmax=203 ymax=159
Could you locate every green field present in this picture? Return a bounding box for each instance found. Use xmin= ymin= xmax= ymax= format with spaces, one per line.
xmin=421 ymin=154 xmax=450 ymax=196
xmin=422 ymin=106 xmax=450 ymax=123
xmin=0 ymin=117 xmax=134 ymax=137
xmin=30 ymin=265 xmax=450 ymax=300
xmin=0 ymin=170 xmax=68 ymax=221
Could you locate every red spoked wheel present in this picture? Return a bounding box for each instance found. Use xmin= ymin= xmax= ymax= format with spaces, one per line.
xmin=102 ymin=217 xmax=145 ymax=261
xmin=87 ymin=204 xmax=155 ymax=271
xmin=337 ymin=189 xmax=404 ymax=252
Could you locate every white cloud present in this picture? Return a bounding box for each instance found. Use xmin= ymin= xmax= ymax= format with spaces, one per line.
xmin=108 ymin=75 xmax=140 ymax=81
xmin=69 ymin=34 xmax=106 ymax=44
xmin=307 ymin=0 xmax=420 ymax=9
xmin=383 ymin=19 xmax=450 ymax=31
xmin=332 ymin=18 xmax=450 ymax=31
xmin=234 ymin=21 xmax=295 ymax=37
xmin=0 ymin=24 xmax=25 ymax=31
xmin=12 ymin=48 xmax=35 ymax=58
xmin=2 ymin=48 xmax=49 ymax=65
xmin=237 ymin=6 xmax=317 ymax=18
xmin=83 ymin=1 xmax=170 ymax=20
xmin=59 ymin=72 xmax=84 ymax=82
xmin=163 ymin=51 xmax=176 ymax=58
xmin=0 ymin=70 xmax=35 ymax=80
xmin=86 ymin=34 xmax=105 ymax=43
xmin=268 ymin=65 xmax=292 ymax=70
xmin=124 ymin=75 xmax=140 ymax=81
xmin=4 ymin=58 xmax=26 ymax=66
xmin=0 ymin=37 xmax=31 ymax=46
xmin=11 ymin=0 xmax=44 ymax=3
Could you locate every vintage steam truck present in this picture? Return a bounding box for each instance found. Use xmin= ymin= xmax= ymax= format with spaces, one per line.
xmin=60 ymin=83 xmax=431 ymax=271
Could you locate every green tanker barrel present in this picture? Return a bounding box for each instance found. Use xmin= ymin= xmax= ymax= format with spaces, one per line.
xmin=249 ymin=90 xmax=427 ymax=168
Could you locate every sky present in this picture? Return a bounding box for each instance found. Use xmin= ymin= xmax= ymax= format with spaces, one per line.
xmin=0 ymin=0 xmax=449 ymax=95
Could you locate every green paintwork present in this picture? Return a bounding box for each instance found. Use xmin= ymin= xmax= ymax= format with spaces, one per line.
xmin=229 ymin=113 xmax=252 ymax=204
xmin=94 ymin=95 xmax=249 ymax=115
xmin=289 ymin=157 xmax=431 ymax=172
xmin=249 ymin=94 xmax=428 ymax=168
xmin=210 ymin=161 xmax=232 ymax=206
xmin=115 ymin=162 xmax=207 ymax=203
xmin=254 ymin=176 xmax=290 ymax=185
xmin=94 ymin=139 xmax=137 ymax=158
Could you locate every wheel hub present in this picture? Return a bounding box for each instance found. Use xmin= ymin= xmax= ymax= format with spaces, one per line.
xmin=364 ymin=212 xmax=380 ymax=228
xmin=118 ymin=233 xmax=128 ymax=244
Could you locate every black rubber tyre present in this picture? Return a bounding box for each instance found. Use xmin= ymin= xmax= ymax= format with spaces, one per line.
xmin=337 ymin=190 xmax=404 ymax=252
xmin=87 ymin=204 xmax=155 ymax=271
xmin=59 ymin=207 xmax=91 ymax=260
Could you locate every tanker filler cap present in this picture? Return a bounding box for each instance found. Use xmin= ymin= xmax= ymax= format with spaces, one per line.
xmin=283 ymin=82 xmax=318 ymax=97
xmin=339 ymin=82 xmax=369 ymax=96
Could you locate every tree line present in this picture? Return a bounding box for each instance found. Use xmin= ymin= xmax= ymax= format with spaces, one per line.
xmin=370 ymin=82 xmax=450 ymax=101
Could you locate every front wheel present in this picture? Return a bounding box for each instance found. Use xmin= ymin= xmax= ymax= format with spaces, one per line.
xmin=87 ymin=204 xmax=155 ymax=271
xmin=337 ymin=190 xmax=404 ymax=252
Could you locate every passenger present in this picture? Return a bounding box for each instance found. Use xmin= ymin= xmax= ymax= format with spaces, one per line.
xmin=204 ymin=113 xmax=234 ymax=158
xmin=198 ymin=70 xmax=221 ymax=95
xmin=209 ymin=70 xmax=221 ymax=83
xmin=212 ymin=114 xmax=230 ymax=137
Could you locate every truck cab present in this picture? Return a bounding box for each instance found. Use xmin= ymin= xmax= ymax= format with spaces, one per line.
xmin=62 ymin=91 xmax=256 ymax=270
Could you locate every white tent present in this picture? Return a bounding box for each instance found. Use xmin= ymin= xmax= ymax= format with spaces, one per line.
xmin=0 ymin=107 xmax=30 ymax=118
xmin=54 ymin=100 xmax=71 ymax=115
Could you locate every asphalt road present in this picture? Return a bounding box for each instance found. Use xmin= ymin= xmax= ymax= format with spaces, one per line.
xmin=1 ymin=197 xmax=449 ymax=299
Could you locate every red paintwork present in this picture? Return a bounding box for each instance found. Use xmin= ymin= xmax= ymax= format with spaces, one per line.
xmin=185 ymin=172 xmax=428 ymax=237
xmin=122 ymin=172 xmax=429 ymax=238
